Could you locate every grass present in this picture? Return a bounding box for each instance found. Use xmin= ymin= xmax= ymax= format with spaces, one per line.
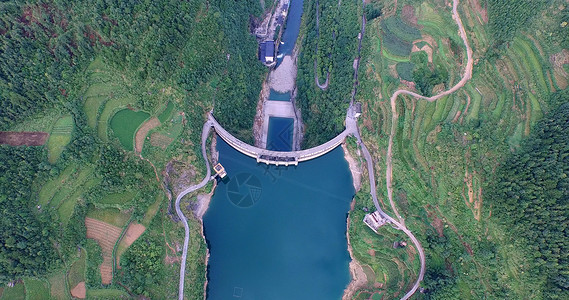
xmin=396 ymin=62 xmax=414 ymax=81
xmin=0 ymin=282 xmax=25 ymax=300
xmin=86 ymin=206 xmax=131 ymax=228
xmin=59 ymin=177 xmax=100 ymax=226
xmin=8 ymin=109 xmax=61 ymax=132
xmin=158 ymin=101 xmax=175 ymax=123
xmin=47 ymin=115 xmax=74 ymax=163
xmin=383 ymin=16 xmax=421 ymax=43
xmin=48 ymin=270 xmax=68 ymax=300
xmin=141 ymin=195 xmax=163 ymax=227
xmin=68 ymin=249 xmax=87 ymax=289
xmin=87 ymin=289 xmax=129 ymax=299
xmin=24 ymin=279 xmax=49 ymax=300
xmin=97 ymin=190 xmax=137 ymax=206
xmin=97 ymin=96 xmax=137 ymax=142
xmin=38 ymin=164 xmax=77 ymax=207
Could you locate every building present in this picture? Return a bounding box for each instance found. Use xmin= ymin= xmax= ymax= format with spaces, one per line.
xmin=354 ymin=102 xmax=362 ymax=118
xmin=363 ymin=211 xmax=387 ymax=234
xmin=259 ymin=40 xmax=275 ymax=64
xmin=213 ymin=163 xmax=227 ymax=179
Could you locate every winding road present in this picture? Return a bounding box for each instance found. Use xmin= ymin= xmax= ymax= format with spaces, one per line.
xmin=372 ymin=0 xmax=472 ymax=298
xmin=175 ymin=120 xmax=214 ymax=300
xmin=174 ymin=1 xmax=472 ymax=299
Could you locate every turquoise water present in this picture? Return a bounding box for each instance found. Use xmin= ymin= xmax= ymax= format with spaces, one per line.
xmin=204 ymin=138 xmax=354 ymax=300
xmin=267 ymin=117 xmax=293 ymax=151
xmin=268 ymin=89 xmax=291 ymax=102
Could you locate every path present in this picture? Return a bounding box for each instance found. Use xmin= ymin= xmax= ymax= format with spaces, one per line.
xmin=175 ymin=120 xmax=214 ymax=300
xmin=314 ymin=0 xmax=330 ymax=90
xmin=376 ymin=0 xmax=472 ymax=298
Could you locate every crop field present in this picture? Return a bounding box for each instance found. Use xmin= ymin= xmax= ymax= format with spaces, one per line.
xmin=0 ymin=282 xmax=25 ymax=300
xmin=24 ymin=279 xmax=50 ymax=300
xmin=87 ymin=289 xmax=129 ymax=299
xmin=85 ymin=217 xmax=123 ymax=285
xmin=47 ymin=115 xmax=74 ymax=163
xmin=38 ymin=164 xmax=97 ymax=225
xmin=352 ymin=0 xmax=569 ymax=298
xmin=97 ymin=190 xmax=137 ymax=206
xmin=86 ymin=207 xmax=131 ymax=228
xmin=68 ymin=249 xmax=87 ymax=291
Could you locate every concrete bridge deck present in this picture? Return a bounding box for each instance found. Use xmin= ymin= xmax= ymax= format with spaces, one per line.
xmin=208 ymin=108 xmax=358 ymax=166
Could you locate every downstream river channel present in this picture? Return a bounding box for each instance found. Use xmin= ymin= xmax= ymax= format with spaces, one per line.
xmin=203 ymin=139 xmax=354 ymax=299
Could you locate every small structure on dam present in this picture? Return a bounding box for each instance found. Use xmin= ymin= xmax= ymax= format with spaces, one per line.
xmin=213 ymin=163 xmax=227 ymax=179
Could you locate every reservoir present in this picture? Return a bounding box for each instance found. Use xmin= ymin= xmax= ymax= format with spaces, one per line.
xmin=203 ymin=138 xmax=354 ymax=299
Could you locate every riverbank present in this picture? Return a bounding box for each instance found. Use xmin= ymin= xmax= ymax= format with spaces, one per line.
xmin=342 ymin=141 xmax=367 ymax=299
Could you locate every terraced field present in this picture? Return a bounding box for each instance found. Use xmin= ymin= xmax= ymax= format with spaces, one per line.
xmin=353 ymin=0 xmax=569 ymax=298
xmin=85 ymin=217 xmax=123 ymax=285
xmin=47 ymin=115 xmax=74 ymax=163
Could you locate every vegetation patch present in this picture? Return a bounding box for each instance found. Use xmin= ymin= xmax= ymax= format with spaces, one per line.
xmin=68 ymin=249 xmax=87 ymax=291
xmin=85 ymin=217 xmax=123 ymax=285
xmin=0 ymin=282 xmax=25 ymax=300
xmin=109 ymin=108 xmax=150 ymax=150
xmin=47 ymin=115 xmax=74 ymax=163
xmin=116 ymin=222 xmax=146 ymax=267
xmin=86 ymin=207 xmax=130 ymax=228
xmin=24 ymin=279 xmax=49 ymax=300
xmin=87 ymin=288 xmax=129 ymax=299
xmin=96 ymin=191 xmax=137 ymax=206
xmin=48 ymin=270 xmax=68 ymax=300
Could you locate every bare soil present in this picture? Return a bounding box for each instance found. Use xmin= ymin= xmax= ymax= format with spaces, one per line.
xmin=85 ymin=217 xmax=122 ymax=285
xmin=401 ymin=5 xmax=419 ymax=27
xmin=0 ymin=131 xmax=48 ymax=146
xmin=116 ymin=222 xmax=146 ymax=266
xmin=70 ymin=282 xmax=86 ymax=299
xmin=135 ymin=117 xmax=160 ymax=153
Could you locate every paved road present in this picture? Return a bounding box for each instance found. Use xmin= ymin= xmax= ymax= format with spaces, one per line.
xmin=176 ymin=120 xmax=214 ymax=300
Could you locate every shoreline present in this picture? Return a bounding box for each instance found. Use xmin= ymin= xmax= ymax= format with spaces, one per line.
xmin=342 ymin=141 xmax=368 ymax=299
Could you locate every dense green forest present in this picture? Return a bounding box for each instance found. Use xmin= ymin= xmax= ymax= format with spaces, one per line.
xmin=0 ymin=147 xmax=59 ymax=282
xmin=296 ymin=0 xmax=361 ymax=147
xmin=0 ymin=0 xmax=265 ymax=297
xmin=488 ymin=101 xmax=569 ymax=299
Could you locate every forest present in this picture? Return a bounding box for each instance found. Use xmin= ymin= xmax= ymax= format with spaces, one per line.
xmin=0 ymin=0 xmax=264 ymax=297
xmin=488 ymin=101 xmax=569 ymax=299
xmin=296 ymin=0 xmax=362 ymax=147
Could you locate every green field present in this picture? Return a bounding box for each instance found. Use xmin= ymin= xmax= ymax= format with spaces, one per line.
xmin=0 ymin=283 xmax=25 ymax=300
xmin=110 ymin=109 xmax=150 ymax=150
xmin=158 ymin=101 xmax=175 ymax=123
xmin=47 ymin=115 xmax=74 ymax=163
xmin=97 ymin=190 xmax=138 ymax=206
xmin=68 ymin=250 xmax=87 ymax=289
xmin=87 ymin=289 xmax=130 ymax=299
xmin=38 ymin=164 xmax=96 ymax=225
xmin=24 ymin=278 xmax=50 ymax=300
xmin=86 ymin=206 xmax=131 ymax=228
xmin=48 ymin=270 xmax=68 ymax=300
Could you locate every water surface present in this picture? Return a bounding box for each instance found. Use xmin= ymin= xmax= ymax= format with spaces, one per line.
xmin=204 ymin=138 xmax=354 ymax=300
xmin=266 ymin=117 xmax=293 ymax=151
xmin=277 ymin=0 xmax=304 ymax=64
xmin=268 ymin=89 xmax=291 ymax=102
